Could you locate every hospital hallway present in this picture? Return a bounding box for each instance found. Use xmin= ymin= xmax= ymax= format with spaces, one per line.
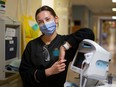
xmin=66 ymin=22 xmax=116 ymax=85
xmin=102 ymin=27 xmax=116 ymax=76
xmin=98 ymin=20 xmax=116 ymax=77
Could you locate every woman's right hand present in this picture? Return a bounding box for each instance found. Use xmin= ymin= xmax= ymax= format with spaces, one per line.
xmin=45 ymin=59 xmax=66 ymax=76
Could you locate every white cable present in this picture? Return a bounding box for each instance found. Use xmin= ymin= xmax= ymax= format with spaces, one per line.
xmin=83 ymin=78 xmax=87 ymax=87
xmin=80 ymin=60 xmax=89 ymax=87
xmin=80 ymin=60 xmax=86 ymax=87
xmin=80 ymin=69 xmax=83 ymax=87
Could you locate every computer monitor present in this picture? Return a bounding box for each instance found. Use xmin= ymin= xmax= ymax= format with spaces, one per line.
xmin=70 ymin=51 xmax=85 ymax=74
xmin=70 ymin=39 xmax=94 ymax=74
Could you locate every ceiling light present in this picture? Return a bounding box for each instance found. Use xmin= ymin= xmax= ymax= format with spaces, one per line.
xmin=112 ymin=16 xmax=116 ymax=19
xmin=112 ymin=8 xmax=116 ymax=11
xmin=112 ymin=0 xmax=116 ymax=3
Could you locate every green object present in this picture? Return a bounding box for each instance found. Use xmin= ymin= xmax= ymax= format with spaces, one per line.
xmin=0 ymin=1 xmax=5 ymax=4
xmin=32 ymin=24 xmax=39 ymax=31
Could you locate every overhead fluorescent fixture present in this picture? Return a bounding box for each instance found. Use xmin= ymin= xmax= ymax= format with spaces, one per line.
xmin=112 ymin=8 xmax=116 ymax=11
xmin=112 ymin=0 xmax=116 ymax=3
xmin=112 ymin=16 xmax=116 ymax=19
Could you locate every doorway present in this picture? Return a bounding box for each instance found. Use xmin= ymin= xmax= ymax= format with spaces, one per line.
xmin=100 ymin=19 xmax=116 ymax=76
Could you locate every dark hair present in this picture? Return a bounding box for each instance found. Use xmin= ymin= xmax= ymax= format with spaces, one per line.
xmin=35 ymin=5 xmax=57 ymax=20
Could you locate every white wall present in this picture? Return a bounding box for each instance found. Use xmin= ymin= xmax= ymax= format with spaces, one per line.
xmin=54 ymin=0 xmax=69 ymax=35
xmin=42 ymin=0 xmax=54 ymax=8
xmin=5 ymin=0 xmax=42 ymax=19
xmin=5 ymin=0 xmax=18 ymax=19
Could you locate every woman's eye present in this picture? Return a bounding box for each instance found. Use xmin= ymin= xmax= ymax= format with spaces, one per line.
xmin=46 ymin=18 xmax=50 ymax=22
xmin=38 ymin=21 xmax=43 ymax=25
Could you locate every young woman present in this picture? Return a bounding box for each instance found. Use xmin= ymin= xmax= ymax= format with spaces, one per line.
xmin=19 ymin=5 xmax=94 ymax=87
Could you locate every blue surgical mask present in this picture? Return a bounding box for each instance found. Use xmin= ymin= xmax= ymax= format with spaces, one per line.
xmin=39 ymin=20 xmax=56 ymax=35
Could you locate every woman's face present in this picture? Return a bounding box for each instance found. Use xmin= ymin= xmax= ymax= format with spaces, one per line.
xmin=36 ymin=11 xmax=58 ymax=26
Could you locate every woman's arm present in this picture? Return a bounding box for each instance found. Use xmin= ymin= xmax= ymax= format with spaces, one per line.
xmin=59 ymin=28 xmax=95 ymax=60
xmin=67 ymin=28 xmax=94 ymax=49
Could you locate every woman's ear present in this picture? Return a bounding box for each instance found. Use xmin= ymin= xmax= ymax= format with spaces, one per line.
xmin=55 ymin=16 xmax=59 ymax=24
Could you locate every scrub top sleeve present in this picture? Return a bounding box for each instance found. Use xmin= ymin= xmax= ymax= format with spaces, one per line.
xmin=67 ymin=28 xmax=95 ymax=48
